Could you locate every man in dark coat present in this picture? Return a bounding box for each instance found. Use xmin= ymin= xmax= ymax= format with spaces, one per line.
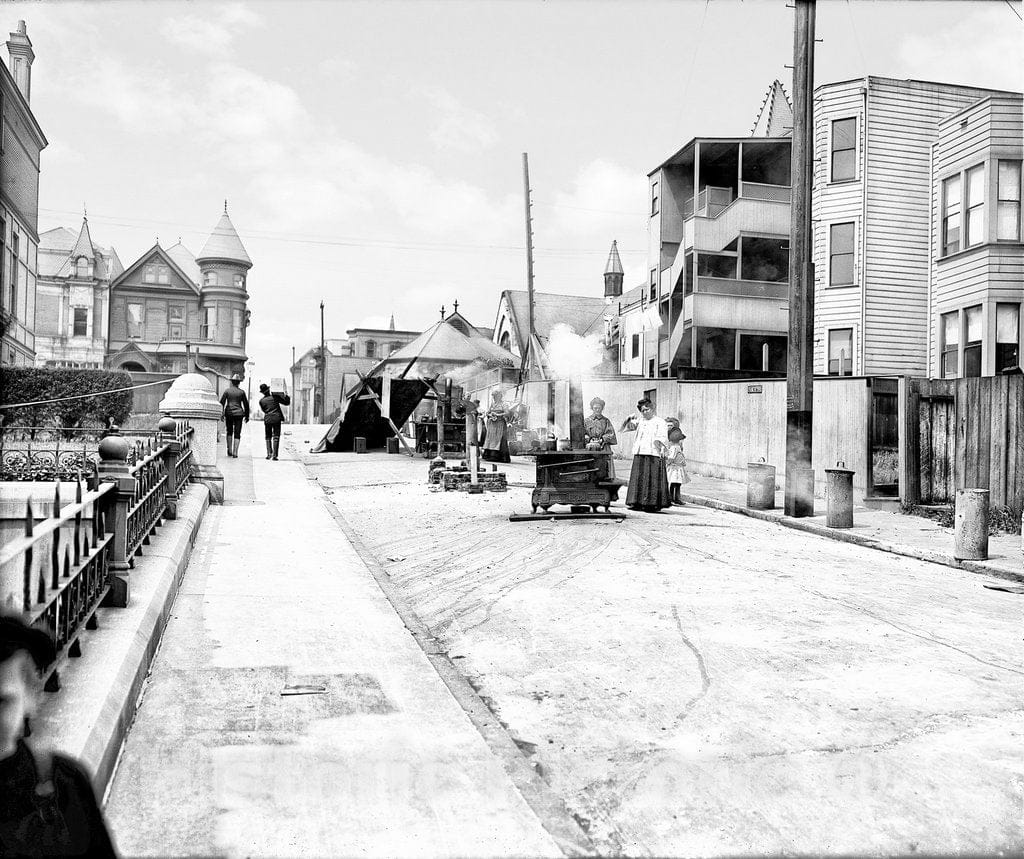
xmin=0 ymin=615 xmax=117 ymax=856
xmin=258 ymin=383 xmax=291 ymax=461
xmin=219 ymin=373 xmax=249 ymax=458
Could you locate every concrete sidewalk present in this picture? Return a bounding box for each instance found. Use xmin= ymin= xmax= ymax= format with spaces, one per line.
xmin=104 ymin=424 xmax=574 ymax=858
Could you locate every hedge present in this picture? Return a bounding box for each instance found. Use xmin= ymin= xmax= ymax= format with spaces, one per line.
xmin=0 ymin=367 xmax=134 ymax=428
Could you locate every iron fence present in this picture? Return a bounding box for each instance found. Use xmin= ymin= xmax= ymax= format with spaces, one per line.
xmin=0 ymin=425 xmax=159 ymax=482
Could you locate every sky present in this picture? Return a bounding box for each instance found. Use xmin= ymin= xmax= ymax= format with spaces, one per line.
xmin=12 ymin=0 xmax=1023 ymax=384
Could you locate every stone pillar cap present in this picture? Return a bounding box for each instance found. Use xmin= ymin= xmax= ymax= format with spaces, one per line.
xmin=159 ymin=372 xmax=221 ymax=417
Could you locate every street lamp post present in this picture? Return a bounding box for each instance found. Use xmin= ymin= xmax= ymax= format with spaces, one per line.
xmin=246 ymin=360 xmax=255 ymax=404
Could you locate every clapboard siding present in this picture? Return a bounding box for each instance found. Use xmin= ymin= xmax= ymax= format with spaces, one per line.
xmin=929 ymin=92 xmax=1024 ymax=375
xmin=862 ymin=79 xmax=1001 ymax=376
xmin=812 ymin=80 xmax=866 ymax=371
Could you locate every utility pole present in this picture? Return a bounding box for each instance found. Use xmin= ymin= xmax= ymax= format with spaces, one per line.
xmin=319 ymin=300 xmax=326 ymax=422
xmin=784 ymin=0 xmax=816 ymax=517
xmin=522 ymin=153 xmax=536 ymax=379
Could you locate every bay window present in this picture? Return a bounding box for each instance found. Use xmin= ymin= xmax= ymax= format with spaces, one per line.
xmin=829 ymin=222 xmax=855 ymax=285
xmin=830 ymin=118 xmax=857 ymax=182
xmin=996 ymin=303 xmax=1020 ymax=372
xmin=827 ymin=328 xmax=853 ymax=376
xmin=964 ymin=164 xmax=985 ymax=248
xmin=941 ymin=311 xmax=958 ymax=378
xmin=942 ymin=174 xmax=962 ymax=255
xmin=963 ymin=305 xmax=982 ymax=377
xmin=997 ymin=161 xmax=1021 ymax=241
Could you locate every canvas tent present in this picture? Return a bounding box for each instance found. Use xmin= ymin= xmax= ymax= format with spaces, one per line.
xmin=312 ymin=375 xmax=429 ymax=453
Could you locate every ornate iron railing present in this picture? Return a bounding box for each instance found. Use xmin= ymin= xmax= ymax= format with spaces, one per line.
xmin=0 ymin=475 xmax=116 ymax=691
xmin=0 ymin=425 xmax=158 ymax=482
xmin=0 ymin=416 xmax=198 ymax=692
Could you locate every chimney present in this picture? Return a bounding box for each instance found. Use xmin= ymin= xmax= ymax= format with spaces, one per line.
xmin=603 ymin=240 xmax=624 ymax=298
xmin=6 ymin=21 xmax=34 ymax=102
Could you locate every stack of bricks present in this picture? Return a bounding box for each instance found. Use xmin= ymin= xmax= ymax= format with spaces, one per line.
xmin=442 ymin=470 xmax=507 ymax=492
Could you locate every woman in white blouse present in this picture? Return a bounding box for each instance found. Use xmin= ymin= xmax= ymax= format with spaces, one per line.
xmin=621 ymin=397 xmax=671 ymax=511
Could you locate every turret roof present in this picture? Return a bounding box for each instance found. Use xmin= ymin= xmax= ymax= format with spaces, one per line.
xmin=751 ymin=79 xmax=794 ymax=138
xmin=604 ymin=240 xmax=624 ymax=276
xmin=70 ymin=217 xmax=95 ymax=260
xmin=196 ymin=211 xmax=252 ymax=266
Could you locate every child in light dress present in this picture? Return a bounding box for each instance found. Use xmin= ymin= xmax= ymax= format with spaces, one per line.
xmin=664 ymin=426 xmax=689 ymax=506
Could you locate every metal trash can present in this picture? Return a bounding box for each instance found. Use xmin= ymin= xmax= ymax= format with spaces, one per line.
xmin=353 ymin=436 xmax=367 ymax=454
xmin=954 ymin=488 xmax=989 ymax=560
xmin=825 ymin=461 xmax=855 ymax=528
xmin=746 ymin=459 xmax=776 ymax=510
xmin=386 ymin=436 xmax=399 ymax=455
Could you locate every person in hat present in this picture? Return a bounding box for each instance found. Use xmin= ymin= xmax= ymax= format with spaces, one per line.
xmin=663 ymin=426 xmax=689 ymax=506
xmin=0 ymin=615 xmax=117 ymax=856
xmin=584 ymin=397 xmax=618 ymax=477
xmin=258 ymin=383 xmax=291 ymax=461
xmin=219 ymin=373 xmax=249 ymax=458
xmin=621 ymin=397 xmax=671 ymax=512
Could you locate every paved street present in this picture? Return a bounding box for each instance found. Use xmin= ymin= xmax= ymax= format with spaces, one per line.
xmin=291 ymin=426 xmax=1024 ymax=857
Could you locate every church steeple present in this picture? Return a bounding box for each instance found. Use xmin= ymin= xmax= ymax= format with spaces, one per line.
xmin=603 ymin=240 xmax=624 ymax=298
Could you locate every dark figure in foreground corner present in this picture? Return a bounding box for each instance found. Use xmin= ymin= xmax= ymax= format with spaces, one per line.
xmin=0 ymin=615 xmax=117 ymax=857
xmin=621 ymin=397 xmax=671 ymax=512
xmin=259 ymin=383 xmax=291 ymax=460
xmin=220 ymin=373 xmax=249 ymax=458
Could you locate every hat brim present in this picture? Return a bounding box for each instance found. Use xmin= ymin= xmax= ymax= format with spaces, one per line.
xmin=0 ymin=616 xmax=57 ymax=672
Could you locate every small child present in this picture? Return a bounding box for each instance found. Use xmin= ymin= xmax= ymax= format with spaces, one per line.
xmin=664 ymin=426 xmax=689 ymax=506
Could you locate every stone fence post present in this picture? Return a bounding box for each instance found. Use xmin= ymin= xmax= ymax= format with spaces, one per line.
xmin=97 ymin=430 xmax=136 ymax=607
xmin=159 ymin=373 xmax=224 ymax=504
xmin=158 ymin=416 xmax=180 ymax=520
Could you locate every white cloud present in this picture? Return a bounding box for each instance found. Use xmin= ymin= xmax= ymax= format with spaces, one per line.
xmin=418 ymin=86 xmax=499 ymax=153
xmin=896 ymin=7 xmax=1022 ymax=91
xmin=161 ymin=3 xmax=264 ymax=56
xmin=548 ymin=159 xmax=649 ymax=241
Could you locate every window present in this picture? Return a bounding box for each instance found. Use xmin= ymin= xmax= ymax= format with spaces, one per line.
xmin=204 ymin=271 xmax=218 ymax=286
xmin=965 ymin=164 xmax=984 ymax=248
xmin=830 ymin=118 xmax=856 ymax=182
xmin=651 ymin=181 xmax=659 ymax=216
xmin=389 ymin=341 xmax=402 ymax=354
xmin=996 ymin=303 xmax=1020 ymax=372
xmin=829 ymin=222 xmax=855 ymax=285
xmin=144 ymin=265 xmax=156 ymax=284
xmin=941 ymin=311 xmax=959 ymax=378
xmin=232 ymin=309 xmax=243 ymax=345
xmin=963 ymin=305 xmax=982 ymax=377
xmin=157 ymin=265 xmax=170 ymax=284
xmin=648 ymin=358 xmax=656 ymax=378
xmin=127 ymin=302 xmax=144 ymax=338
xmin=202 ymin=306 xmax=216 ymax=340
xmin=942 ymin=174 xmax=962 ymax=255
xmin=76 ymin=257 xmax=88 ymax=278
xmin=997 ymin=161 xmax=1022 ymax=241
xmin=168 ymin=304 xmax=184 ymax=340
xmin=9 ymin=232 xmax=18 ymax=313
xmin=649 ymin=268 xmax=657 ymax=301
xmin=827 ymin=328 xmax=853 ymax=376
xmin=72 ymin=307 xmax=88 ymax=337
xmin=233 ymin=273 xmax=245 ymax=288
xmin=698 ymin=253 xmax=738 ymax=279
xmin=739 ymin=333 xmax=787 ymax=372
xmin=631 ymin=333 xmax=640 ymax=359
xmin=365 ymin=340 xmax=376 ymax=358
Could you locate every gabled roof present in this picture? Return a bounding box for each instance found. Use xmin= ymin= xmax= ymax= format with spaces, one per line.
xmin=113 ymin=243 xmax=201 ymax=295
xmin=106 ymin=340 xmax=155 ymax=370
xmin=751 ymin=80 xmax=794 ymax=137
xmin=383 ymin=315 xmax=515 ymax=368
xmin=38 ymin=223 xmax=122 ymax=280
xmin=500 ymin=290 xmax=610 ymax=355
xmin=165 ymin=242 xmax=201 ymax=286
xmin=196 ymin=212 xmax=252 ymax=267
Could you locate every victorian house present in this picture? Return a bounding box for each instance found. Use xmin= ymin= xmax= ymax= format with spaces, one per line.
xmin=35 ymin=216 xmax=123 ymax=367
xmin=106 ymin=206 xmax=252 ymax=385
xmin=1 ymin=20 xmax=46 ymax=366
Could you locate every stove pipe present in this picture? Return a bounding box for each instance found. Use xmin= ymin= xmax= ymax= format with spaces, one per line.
xmin=568 ymin=375 xmax=586 ymax=449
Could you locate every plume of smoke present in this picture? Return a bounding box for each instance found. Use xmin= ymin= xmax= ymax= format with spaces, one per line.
xmin=546 ymin=323 xmax=604 ymax=379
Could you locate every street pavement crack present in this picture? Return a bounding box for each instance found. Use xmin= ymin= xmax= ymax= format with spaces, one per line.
xmin=670 ymin=605 xmax=711 ymax=721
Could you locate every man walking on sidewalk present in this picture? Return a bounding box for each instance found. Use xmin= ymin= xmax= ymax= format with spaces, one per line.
xmin=220 ymin=373 xmax=249 ymax=458
xmin=258 ymin=383 xmax=291 ymax=460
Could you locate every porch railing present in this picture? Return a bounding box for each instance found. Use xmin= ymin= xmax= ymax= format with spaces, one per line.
xmin=0 ymin=417 xmax=195 ymax=691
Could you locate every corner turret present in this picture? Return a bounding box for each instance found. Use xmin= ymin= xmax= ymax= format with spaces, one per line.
xmin=603 ymin=240 xmax=624 ymax=298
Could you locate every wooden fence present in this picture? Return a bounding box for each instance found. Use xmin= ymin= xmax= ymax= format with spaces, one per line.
xmin=904 ymin=375 xmax=1024 ymax=517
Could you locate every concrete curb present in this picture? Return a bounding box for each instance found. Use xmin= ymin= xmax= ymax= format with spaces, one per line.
xmin=679 ymin=491 xmax=1024 ymax=584
xmin=317 ymin=489 xmax=597 ymax=858
xmin=33 ymin=484 xmax=210 ymax=796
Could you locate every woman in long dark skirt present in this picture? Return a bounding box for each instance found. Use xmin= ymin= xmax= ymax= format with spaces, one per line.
xmin=622 ymin=397 xmax=671 ymax=511
xmin=481 ymin=389 xmax=512 ymax=463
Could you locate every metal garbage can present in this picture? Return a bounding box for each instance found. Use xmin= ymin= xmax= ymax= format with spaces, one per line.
xmin=825 ymin=461 xmax=855 ymax=528
xmin=386 ymin=436 xmax=399 ymax=455
xmin=954 ymin=488 xmax=989 ymax=560
xmin=746 ymin=459 xmax=776 ymax=510
xmin=353 ymin=436 xmax=367 ymax=454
